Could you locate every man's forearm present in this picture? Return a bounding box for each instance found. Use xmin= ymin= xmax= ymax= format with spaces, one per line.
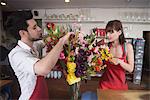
xmin=34 ymin=39 xmax=64 ymax=75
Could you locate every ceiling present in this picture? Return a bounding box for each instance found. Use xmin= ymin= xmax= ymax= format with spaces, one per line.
xmin=2 ymin=0 xmax=150 ymax=11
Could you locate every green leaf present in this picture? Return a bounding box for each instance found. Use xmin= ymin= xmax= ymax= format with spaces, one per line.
xmin=92 ymin=56 xmax=97 ymax=62
xmin=71 ymin=56 xmax=75 ymax=62
xmin=58 ymin=60 xmax=66 ymax=69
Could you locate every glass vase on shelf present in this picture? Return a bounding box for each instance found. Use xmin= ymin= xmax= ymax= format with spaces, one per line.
xmin=70 ymin=82 xmax=81 ymax=100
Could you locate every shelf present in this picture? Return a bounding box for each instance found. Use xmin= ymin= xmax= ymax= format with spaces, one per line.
xmin=42 ymin=19 xmax=105 ymax=23
xmin=122 ymin=21 xmax=150 ymax=24
xmin=42 ymin=19 xmax=150 ymax=24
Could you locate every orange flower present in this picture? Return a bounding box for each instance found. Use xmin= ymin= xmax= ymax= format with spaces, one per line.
xmin=95 ymin=66 xmax=101 ymax=72
xmin=97 ymin=58 xmax=103 ymax=65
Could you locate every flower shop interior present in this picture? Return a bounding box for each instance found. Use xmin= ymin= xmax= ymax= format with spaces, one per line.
xmin=0 ymin=0 xmax=150 ymax=99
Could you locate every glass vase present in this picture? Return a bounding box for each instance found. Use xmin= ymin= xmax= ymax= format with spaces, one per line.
xmin=70 ymin=82 xmax=81 ymax=100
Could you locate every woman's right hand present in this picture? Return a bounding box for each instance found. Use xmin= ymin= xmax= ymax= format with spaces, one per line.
xmin=109 ymin=58 xmax=120 ymax=65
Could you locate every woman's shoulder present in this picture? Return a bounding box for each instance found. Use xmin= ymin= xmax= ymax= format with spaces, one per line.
xmin=126 ymin=43 xmax=133 ymax=48
xmin=125 ymin=42 xmax=134 ymax=53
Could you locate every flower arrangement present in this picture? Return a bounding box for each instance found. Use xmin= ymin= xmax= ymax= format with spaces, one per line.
xmin=44 ymin=23 xmax=112 ymax=86
xmin=44 ymin=22 xmax=66 ymax=52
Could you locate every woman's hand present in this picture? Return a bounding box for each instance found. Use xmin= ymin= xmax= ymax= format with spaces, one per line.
xmin=109 ymin=57 xmax=121 ymax=65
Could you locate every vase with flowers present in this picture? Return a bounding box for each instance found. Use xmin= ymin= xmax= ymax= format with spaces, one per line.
xmin=43 ymin=22 xmax=112 ymax=100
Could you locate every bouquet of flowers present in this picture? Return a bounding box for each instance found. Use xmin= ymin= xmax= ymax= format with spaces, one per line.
xmin=43 ymin=23 xmax=112 ymax=99
xmin=74 ymin=31 xmax=112 ymax=80
xmin=44 ymin=23 xmax=112 ymax=84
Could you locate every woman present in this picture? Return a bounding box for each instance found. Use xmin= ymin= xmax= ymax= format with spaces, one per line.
xmin=99 ymin=20 xmax=134 ymax=90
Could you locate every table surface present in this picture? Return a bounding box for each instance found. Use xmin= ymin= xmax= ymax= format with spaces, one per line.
xmin=97 ymin=89 xmax=150 ymax=100
xmin=0 ymin=80 xmax=12 ymax=89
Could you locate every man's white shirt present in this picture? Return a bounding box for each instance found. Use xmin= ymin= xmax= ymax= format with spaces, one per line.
xmin=8 ymin=40 xmax=40 ymax=100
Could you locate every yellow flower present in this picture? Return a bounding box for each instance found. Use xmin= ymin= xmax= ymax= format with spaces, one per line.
xmin=66 ymin=61 xmax=81 ymax=85
xmin=100 ymin=50 xmax=107 ymax=60
xmin=67 ymin=62 xmax=76 ymax=69
xmin=67 ymin=68 xmax=76 ymax=73
xmin=67 ymin=73 xmax=81 ymax=85
xmin=100 ymin=48 xmax=112 ymax=61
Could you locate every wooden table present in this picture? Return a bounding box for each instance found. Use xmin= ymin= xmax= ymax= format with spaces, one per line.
xmin=0 ymin=80 xmax=12 ymax=89
xmin=97 ymin=89 xmax=150 ymax=100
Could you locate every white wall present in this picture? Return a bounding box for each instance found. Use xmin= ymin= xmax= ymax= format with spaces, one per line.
xmin=32 ymin=8 xmax=150 ymax=38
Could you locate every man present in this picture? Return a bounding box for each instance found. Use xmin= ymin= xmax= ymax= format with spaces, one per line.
xmin=6 ymin=10 xmax=72 ymax=100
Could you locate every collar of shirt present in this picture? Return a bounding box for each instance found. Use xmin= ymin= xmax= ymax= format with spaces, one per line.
xmin=18 ymin=40 xmax=32 ymax=51
xmin=17 ymin=40 xmax=38 ymax=57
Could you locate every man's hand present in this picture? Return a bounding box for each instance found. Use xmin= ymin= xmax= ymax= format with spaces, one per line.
xmin=60 ymin=32 xmax=74 ymax=44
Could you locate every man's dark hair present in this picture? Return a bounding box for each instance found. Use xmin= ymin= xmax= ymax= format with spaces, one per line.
xmin=105 ymin=20 xmax=125 ymax=45
xmin=5 ymin=10 xmax=33 ymax=40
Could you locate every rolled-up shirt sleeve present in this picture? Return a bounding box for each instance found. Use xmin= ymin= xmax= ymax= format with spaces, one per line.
xmin=10 ymin=50 xmax=40 ymax=75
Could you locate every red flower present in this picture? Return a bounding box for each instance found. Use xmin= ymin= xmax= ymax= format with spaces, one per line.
xmin=46 ymin=22 xmax=51 ymax=30
xmin=97 ymin=58 xmax=103 ymax=65
xmin=51 ymin=23 xmax=55 ymax=30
